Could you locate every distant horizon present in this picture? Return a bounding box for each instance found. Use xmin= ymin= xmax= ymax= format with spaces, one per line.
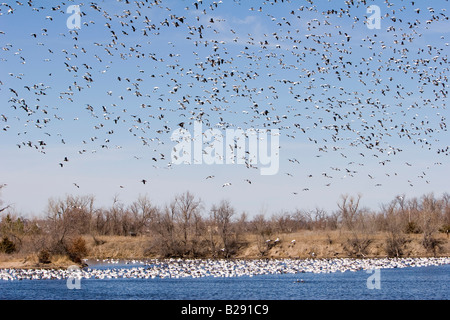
xmin=2 ymin=182 xmax=449 ymax=220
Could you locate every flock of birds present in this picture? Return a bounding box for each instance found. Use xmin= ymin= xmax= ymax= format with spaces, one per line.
xmin=1 ymin=257 xmax=449 ymax=281
xmin=0 ymin=0 xmax=449 ymax=194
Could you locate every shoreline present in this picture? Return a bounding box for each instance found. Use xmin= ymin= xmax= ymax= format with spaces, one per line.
xmin=1 ymin=256 xmax=449 ymax=281
xmin=1 ymin=230 xmax=448 ymax=270
xmin=1 ymin=254 xmax=450 ymax=271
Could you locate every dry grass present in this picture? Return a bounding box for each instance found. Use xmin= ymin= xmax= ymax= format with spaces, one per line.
xmin=84 ymin=231 xmax=450 ymax=260
xmin=0 ymin=252 xmax=74 ymax=269
xmin=85 ymin=235 xmax=151 ymax=259
xmin=1 ymin=231 xmax=448 ymax=268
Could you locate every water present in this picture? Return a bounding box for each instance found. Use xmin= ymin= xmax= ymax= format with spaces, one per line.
xmin=0 ymin=263 xmax=448 ymax=300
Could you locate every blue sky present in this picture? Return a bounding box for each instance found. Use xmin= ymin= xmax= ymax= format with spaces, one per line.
xmin=0 ymin=0 xmax=449 ymax=218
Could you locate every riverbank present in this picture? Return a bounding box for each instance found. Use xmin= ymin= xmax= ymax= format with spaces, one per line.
xmin=1 ymin=257 xmax=450 ymax=281
xmin=84 ymin=230 xmax=450 ymax=260
xmin=1 ymin=230 xmax=448 ymax=269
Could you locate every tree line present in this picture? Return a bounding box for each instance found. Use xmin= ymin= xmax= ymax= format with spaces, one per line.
xmin=1 ymin=186 xmax=449 ymax=262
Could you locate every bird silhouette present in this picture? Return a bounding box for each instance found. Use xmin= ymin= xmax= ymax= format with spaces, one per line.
xmin=1 ymin=0 xmax=448 ymax=201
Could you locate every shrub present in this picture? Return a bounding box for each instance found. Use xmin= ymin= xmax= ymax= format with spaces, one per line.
xmin=342 ymin=236 xmax=372 ymax=258
xmin=38 ymin=249 xmax=51 ymax=264
xmin=439 ymin=224 xmax=450 ymax=236
xmin=67 ymin=237 xmax=88 ymax=263
xmin=50 ymin=239 xmax=68 ymax=256
xmin=0 ymin=236 xmax=16 ymax=254
xmin=405 ymin=221 xmax=421 ymax=234
xmin=422 ymin=233 xmax=443 ymax=256
xmin=385 ymin=235 xmax=407 ymax=258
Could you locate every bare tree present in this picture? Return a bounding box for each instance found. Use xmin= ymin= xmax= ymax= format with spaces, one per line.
xmin=0 ymin=184 xmax=10 ymax=214
xmin=46 ymin=197 xmax=76 ymax=253
xmin=205 ymin=217 xmax=219 ymax=257
xmin=291 ymin=209 xmax=311 ymax=230
xmin=441 ymin=193 xmax=450 ymax=237
xmin=396 ymin=194 xmax=407 ymax=223
xmin=129 ymin=195 xmax=157 ymax=235
xmin=327 ymin=210 xmax=340 ymax=230
xmin=174 ymin=191 xmax=202 ymax=255
xmin=337 ymin=194 xmax=362 ymax=230
xmin=210 ymin=200 xmax=236 ymax=257
xmin=251 ymin=214 xmax=273 ymax=256
xmin=234 ymin=211 xmax=248 ymax=242
xmin=151 ymin=201 xmax=182 ymax=257
xmin=404 ymin=196 xmax=421 ymax=233
xmin=312 ymin=207 xmax=328 ymax=230
xmin=381 ymin=199 xmax=408 ymax=257
xmin=337 ymin=194 xmax=373 ymax=257
xmin=419 ymin=193 xmax=444 ymax=255
xmin=104 ymin=195 xmax=131 ymax=236
xmin=271 ymin=211 xmax=297 ymax=233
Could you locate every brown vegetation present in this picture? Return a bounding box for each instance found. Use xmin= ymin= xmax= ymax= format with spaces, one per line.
xmin=0 ymin=189 xmax=449 ymax=267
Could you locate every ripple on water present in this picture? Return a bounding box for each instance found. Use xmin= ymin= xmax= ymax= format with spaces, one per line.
xmin=0 ymin=258 xmax=449 ymax=300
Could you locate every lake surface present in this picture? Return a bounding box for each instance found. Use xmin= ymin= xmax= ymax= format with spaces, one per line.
xmin=0 ymin=263 xmax=448 ymax=300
